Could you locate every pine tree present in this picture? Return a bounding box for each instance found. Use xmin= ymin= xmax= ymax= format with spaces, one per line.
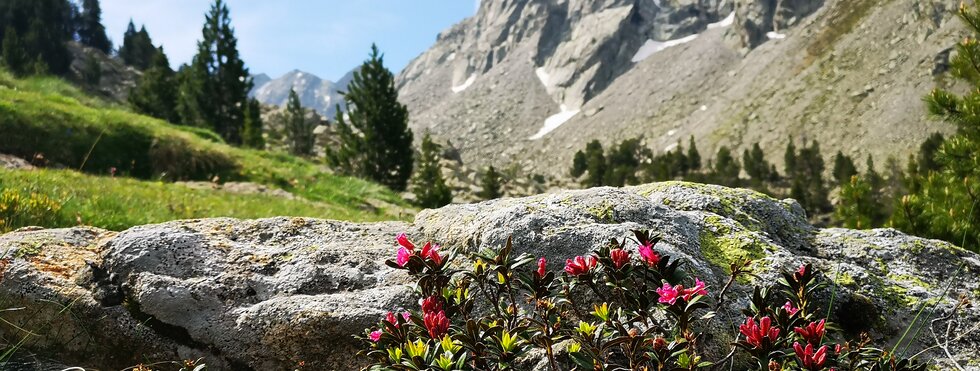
xmin=832 ymin=151 xmax=858 ymax=186
xmin=326 ymin=44 xmax=413 ymax=191
xmin=285 ymin=89 xmax=315 ymax=156
xmin=177 ymin=0 xmax=252 ymax=144
xmin=712 ymin=146 xmax=741 ymax=187
xmin=0 ymin=0 xmax=74 ymax=75
xmin=479 ymin=165 xmax=503 ymax=200
xmin=77 ymin=0 xmax=111 ymax=53
xmin=242 ymin=98 xmax=264 ymax=149
xmin=687 ymin=136 xmax=701 ymax=171
xmin=129 ymin=47 xmax=178 ymax=123
xmin=118 ymin=21 xmax=156 ymax=70
xmin=605 ymin=137 xmax=644 ymax=186
xmin=896 ymin=5 xmax=980 ymax=251
xmin=796 ymin=140 xmax=831 ymax=214
xmin=411 ymin=132 xmax=452 ymax=208
xmin=2 ymin=26 xmax=28 ymax=75
xmin=742 ymin=143 xmax=771 ymax=184
xmin=784 ymin=137 xmax=797 ymax=178
xmin=580 ymin=140 xmax=607 ymax=187
xmin=916 ymin=132 xmax=944 ymax=174
xmin=835 ymin=175 xmax=884 ymax=229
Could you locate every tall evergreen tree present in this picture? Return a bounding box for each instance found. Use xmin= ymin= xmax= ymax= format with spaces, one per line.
xmin=1 ymin=26 xmax=28 ymax=75
xmin=896 ymin=4 xmax=980 ymax=251
xmin=916 ymin=132 xmax=944 ymax=174
xmin=129 ymin=47 xmax=178 ymax=123
xmin=796 ymin=140 xmax=831 ymax=214
xmin=177 ymin=0 xmax=252 ymax=144
xmin=285 ymin=89 xmax=315 ymax=156
xmin=784 ymin=137 xmax=797 ymax=178
xmin=77 ymin=0 xmax=111 ymax=53
xmin=479 ymin=165 xmax=503 ymax=200
xmin=687 ymin=136 xmax=701 ymax=171
xmin=325 ymin=44 xmax=413 ymax=191
xmin=242 ymin=98 xmax=264 ymax=149
xmin=743 ymin=143 xmax=772 ymax=184
xmin=411 ymin=132 xmax=452 ymax=208
xmin=118 ymin=21 xmax=156 ymax=70
xmin=0 ymin=0 xmax=74 ymax=75
xmin=832 ymin=151 xmax=858 ymax=186
xmin=575 ymin=140 xmax=607 ymax=188
xmin=711 ymin=146 xmax=741 ymax=187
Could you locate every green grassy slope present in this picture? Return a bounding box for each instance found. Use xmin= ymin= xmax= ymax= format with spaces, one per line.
xmin=0 ymin=69 xmax=413 ymax=231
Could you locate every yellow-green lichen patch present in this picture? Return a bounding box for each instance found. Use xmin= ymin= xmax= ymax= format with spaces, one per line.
xmin=698 ymin=215 xmax=770 ymax=276
xmin=886 ymin=273 xmax=934 ymax=290
xmin=832 ymin=271 xmax=857 ymax=288
xmin=633 ymin=181 xmax=776 ymax=233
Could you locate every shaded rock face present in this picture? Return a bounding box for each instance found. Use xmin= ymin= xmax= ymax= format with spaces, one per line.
xmin=734 ymin=0 xmax=825 ymax=48
xmin=397 ymin=0 xmax=961 ymax=180
xmin=2 ymin=182 xmax=979 ymax=369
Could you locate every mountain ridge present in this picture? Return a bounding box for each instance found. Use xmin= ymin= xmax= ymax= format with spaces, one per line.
xmin=394 ymin=0 xmax=960 ymax=177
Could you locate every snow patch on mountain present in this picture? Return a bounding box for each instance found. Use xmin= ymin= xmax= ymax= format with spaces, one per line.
xmin=452 ymin=74 xmax=477 ymax=93
xmin=530 ymin=104 xmax=580 ymax=140
xmin=631 ymin=34 xmax=699 ymax=63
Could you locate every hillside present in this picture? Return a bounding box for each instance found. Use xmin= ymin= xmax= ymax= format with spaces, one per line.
xmin=396 ymin=0 xmax=961 ymax=177
xmin=0 ymin=68 xmax=412 ymax=231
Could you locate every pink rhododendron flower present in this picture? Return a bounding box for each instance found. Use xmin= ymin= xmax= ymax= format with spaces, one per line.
xmin=564 ymin=255 xmax=597 ymax=276
xmin=369 ymin=330 xmax=382 ymax=342
xmin=402 ymin=311 xmax=411 ymax=321
xmin=656 ymin=282 xmax=681 ymax=305
xmin=396 ymin=247 xmax=411 ymax=267
xmin=536 ymin=257 xmax=547 ymax=278
xmin=638 ymin=242 xmax=660 ymax=266
xmin=794 ymin=319 xmax=826 ymax=345
xmin=610 ymin=248 xmax=630 ymax=269
xmin=681 ymin=278 xmax=708 ymax=301
xmin=794 ymin=342 xmax=829 ymax=370
xmin=783 ymin=301 xmax=800 ymax=316
xmin=423 ymin=310 xmax=450 ymax=339
xmin=740 ymin=316 xmax=780 ymax=349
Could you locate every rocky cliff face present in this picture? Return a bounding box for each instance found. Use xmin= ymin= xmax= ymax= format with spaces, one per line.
xmin=1 ymin=182 xmax=977 ymax=369
xmin=250 ymin=68 xmax=358 ymax=119
xmin=396 ymin=0 xmax=961 ymax=177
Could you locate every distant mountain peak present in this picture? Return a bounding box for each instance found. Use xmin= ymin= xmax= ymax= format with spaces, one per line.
xmin=250 ymin=68 xmax=357 ymax=118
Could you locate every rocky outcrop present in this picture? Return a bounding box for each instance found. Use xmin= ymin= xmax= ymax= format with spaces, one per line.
xmin=1 ymin=182 xmax=978 ymax=369
xmin=396 ymin=0 xmax=961 ymax=179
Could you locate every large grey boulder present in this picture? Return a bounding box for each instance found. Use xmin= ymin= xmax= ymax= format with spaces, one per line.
xmin=1 ymin=182 xmax=978 ymax=369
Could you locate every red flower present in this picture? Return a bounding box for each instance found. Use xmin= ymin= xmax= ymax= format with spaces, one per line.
xmin=421 ymin=296 xmax=443 ymax=314
xmin=423 ymin=310 xmax=450 ymax=339
xmin=783 ymin=301 xmax=800 ymax=316
xmin=794 ymin=342 xmax=829 ymax=371
xmin=794 ymin=319 xmax=826 ymax=345
xmin=536 ymin=257 xmax=547 ymax=278
xmin=795 ymin=263 xmax=808 ymax=280
xmin=637 ymin=242 xmax=660 ymax=266
xmin=564 ymin=255 xmax=597 ymax=276
xmin=610 ymin=248 xmax=630 ymax=269
xmin=656 ymin=282 xmax=681 ymax=305
xmin=652 ymin=337 xmax=667 ymax=351
xmin=397 ymin=233 xmax=415 ymax=251
xmin=420 ymin=242 xmax=443 ymax=265
xmin=369 ymin=330 xmax=382 ymax=342
xmin=385 ymin=311 xmax=400 ymax=327
xmin=740 ymin=316 xmax=781 ymax=349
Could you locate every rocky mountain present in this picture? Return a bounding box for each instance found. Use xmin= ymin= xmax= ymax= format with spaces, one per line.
xmin=396 ymin=0 xmax=962 ymax=177
xmin=250 ymin=68 xmax=358 ymax=119
xmin=1 ymin=182 xmax=977 ymax=369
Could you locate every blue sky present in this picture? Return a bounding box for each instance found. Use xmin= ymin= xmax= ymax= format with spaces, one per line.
xmin=100 ymin=1 xmax=477 ymax=80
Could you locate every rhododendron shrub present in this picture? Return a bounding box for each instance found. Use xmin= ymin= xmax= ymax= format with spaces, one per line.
xmin=357 ymin=231 xmax=927 ymax=370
